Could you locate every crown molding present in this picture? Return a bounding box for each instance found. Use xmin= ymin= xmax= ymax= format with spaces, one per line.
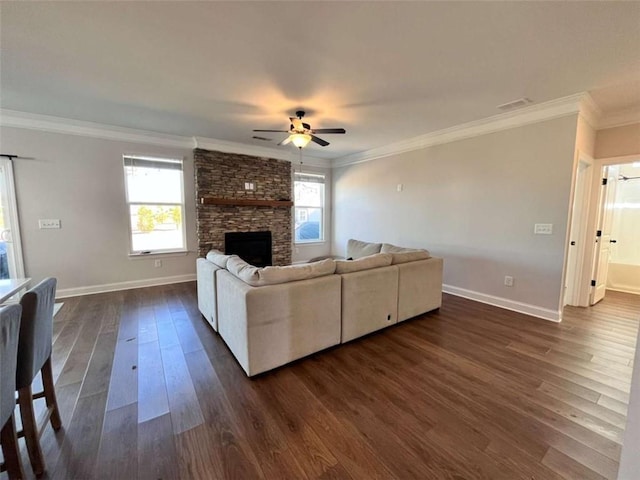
xmin=578 ymin=92 xmax=602 ymax=129
xmin=0 ymin=109 xmax=191 ymax=148
xmin=0 ymin=109 xmax=330 ymax=167
xmin=332 ymin=93 xmax=585 ymax=168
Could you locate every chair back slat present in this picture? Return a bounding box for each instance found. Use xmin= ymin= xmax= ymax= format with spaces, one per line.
xmin=0 ymin=304 xmax=22 ymax=426
xmin=16 ymin=278 xmax=57 ymax=390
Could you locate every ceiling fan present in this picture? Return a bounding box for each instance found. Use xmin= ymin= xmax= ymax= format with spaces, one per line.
xmin=253 ymin=110 xmax=346 ymax=148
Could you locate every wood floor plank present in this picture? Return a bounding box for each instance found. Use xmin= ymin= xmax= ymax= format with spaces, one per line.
xmin=160 ymin=343 xmax=205 ymax=434
xmin=183 ymin=349 xmax=265 ymax=479
xmin=51 ymin=391 xmax=108 ymax=480
xmin=542 ymin=447 xmax=609 ymax=480
xmin=137 ymin=340 xmax=169 ymax=423
xmin=106 ymin=335 xmax=138 ymax=411
xmin=137 ymin=413 xmax=179 ymax=480
xmin=78 ymin=331 xmax=117 ymax=398
xmin=94 ymin=403 xmax=138 ymax=479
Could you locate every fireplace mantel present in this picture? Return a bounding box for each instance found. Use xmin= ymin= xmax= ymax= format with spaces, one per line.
xmin=200 ymin=197 xmax=293 ymax=207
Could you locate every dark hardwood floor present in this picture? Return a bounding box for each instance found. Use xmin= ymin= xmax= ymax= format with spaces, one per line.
xmin=2 ymin=283 xmax=638 ymax=479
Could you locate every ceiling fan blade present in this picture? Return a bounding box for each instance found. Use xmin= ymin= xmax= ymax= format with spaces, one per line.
xmin=310 ymin=135 xmax=329 ymax=147
xmin=311 ymin=128 xmax=346 ymax=134
xmin=278 ymin=136 xmax=292 ymax=146
xmin=253 ymin=129 xmax=288 ymax=132
xmin=290 ymin=117 xmax=303 ymax=131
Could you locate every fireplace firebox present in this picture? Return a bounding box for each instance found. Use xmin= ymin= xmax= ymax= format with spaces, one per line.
xmin=225 ymin=231 xmax=272 ymax=267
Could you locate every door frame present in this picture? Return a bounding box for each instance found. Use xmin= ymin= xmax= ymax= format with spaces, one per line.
xmin=0 ymin=158 xmax=25 ymax=279
xmin=578 ymin=154 xmax=640 ymax=306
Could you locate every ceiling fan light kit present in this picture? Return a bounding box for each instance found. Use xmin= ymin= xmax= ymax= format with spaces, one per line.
xmin=291 ymin=133 xmax=312 ymax=149
xmin=253 ymin=110 xmax=346 ymax=149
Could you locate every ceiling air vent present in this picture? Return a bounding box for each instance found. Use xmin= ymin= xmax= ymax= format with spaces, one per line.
xmin=497 ymin=97 xmax=533 ymax=111
xmin=252 ymin=135 xmax=272 ymax=142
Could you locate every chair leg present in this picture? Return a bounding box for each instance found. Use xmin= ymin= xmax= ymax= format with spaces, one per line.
xmin=1 ymin=414 xmax=25 ymax=480
xmin=41 ymin=357 xmax=62 ymax=431
xmin=17 ymin=386 xmax=45 ymax=477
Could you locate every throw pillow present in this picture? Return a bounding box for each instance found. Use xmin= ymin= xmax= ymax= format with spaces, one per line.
xmin=346 ymin=239 xmax=383 ymax=259
xmin=380 ymin=243 xmax=431 ymax=264
xmin=335 ymin=253 xmax=393 ymax=274
xmin=206 ymin=249 xmax=234 ymax=269
xmin=226 ymin=257 xmax=336 ymax=286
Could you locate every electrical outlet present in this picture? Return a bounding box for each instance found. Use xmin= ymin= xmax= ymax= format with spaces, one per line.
xmin=154 ymin=260 xmax=162 ymax=268
xmin=504 ymin=276 xmax=514 ymax=287
xmin=397 ymin=184 xmax=404 ymax=192
xmin=534 ymin=223 xmax=553 ymax=235
xmin=38 ymin=219 xmax=61 ymax=229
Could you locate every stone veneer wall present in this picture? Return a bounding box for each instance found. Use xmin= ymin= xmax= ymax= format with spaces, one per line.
xmin=194 ymin=148 xmax=292 ymax=265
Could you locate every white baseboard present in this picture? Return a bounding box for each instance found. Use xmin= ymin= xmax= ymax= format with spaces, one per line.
xmin=56 ymin=274 xmax=196 ymax=299
xmin=607 ymin=285 xmax=640 ymax=296
xmin=442 ymin=284 xmax=562 ymax=323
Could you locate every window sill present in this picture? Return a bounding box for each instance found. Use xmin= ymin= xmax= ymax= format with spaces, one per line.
xmin=128 ymin=250 xmax=191 ymax=259
xmin=294 ymin=241 xmax=326 ymax=246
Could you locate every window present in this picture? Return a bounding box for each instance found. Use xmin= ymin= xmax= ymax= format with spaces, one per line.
xmin=123 ymin=155 xmax=186 ymax=254
xmin=294 ymin=172 xmax=325 ymax=243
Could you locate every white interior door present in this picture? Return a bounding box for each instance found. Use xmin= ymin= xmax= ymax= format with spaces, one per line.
xmin=590 ymin=165 xmax=618 ymax=305
xmin=0 ymin=158 xmax=25 ymax=279
xmin=565 ymin=158 xmax=593 ymax=306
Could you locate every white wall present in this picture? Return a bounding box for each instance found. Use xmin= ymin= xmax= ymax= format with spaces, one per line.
xmin=595 ymin=122 xmax=640 ymax=159
xmin=332 ymin=115 xmax=578 ymax=317
xmin=0 ymin=126 xmax=198 ymax=295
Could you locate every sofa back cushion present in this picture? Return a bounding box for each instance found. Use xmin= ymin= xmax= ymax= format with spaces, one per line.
xmin=206 ymin=249 xmax=235 ymax=269
xmin=346 ymin=239 xmax=383 ymax=259
xmin=380 ymin=243 xmax=431 ymax=264
xmin=335 ymin=253 xmax=393 ymax=274
xmin=226 ymin=257 xmax=336 ymax=287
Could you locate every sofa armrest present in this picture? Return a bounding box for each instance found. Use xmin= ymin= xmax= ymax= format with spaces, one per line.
xmin=196 ymin=258 xmax=221 ymax=331
xmin=397 ymin=257 xmax=443 ymax=322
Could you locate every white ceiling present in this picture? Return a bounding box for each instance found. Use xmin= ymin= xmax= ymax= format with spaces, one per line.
xmin=1 ymin=1 xmax=639 ymax=160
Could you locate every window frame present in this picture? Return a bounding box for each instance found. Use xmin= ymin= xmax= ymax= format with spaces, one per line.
xmin=294 ymin=172 xmax=326 ymax=245
xmin=123 ymin=154 xmax=187 ymax=256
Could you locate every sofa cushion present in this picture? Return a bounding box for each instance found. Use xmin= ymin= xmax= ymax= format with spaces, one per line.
xmin=335 ymin=253 xmax=392 ymax=274
xmin=205 ymin=249 xmax=235 ymax=269
xmin=346 ymin=239 xmax=383 ymax=259
xmin=380 ymin=243 xmax=431 ymax=264
xmin=227 ymin=257 xmax=336 ymax=287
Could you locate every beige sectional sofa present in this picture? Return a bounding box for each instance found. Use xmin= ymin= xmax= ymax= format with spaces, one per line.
xmin=196 ymin=239 xmax=443 ymax=376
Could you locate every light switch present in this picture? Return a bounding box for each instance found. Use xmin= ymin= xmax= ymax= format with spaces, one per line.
xmin=39 ymin=219 xmax=61 ymax=229
xmin=534 ymin=223 xmax=553 ymax=235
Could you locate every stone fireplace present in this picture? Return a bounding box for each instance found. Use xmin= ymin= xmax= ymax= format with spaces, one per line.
xmin=194 ymin=148 xmax=292 ymax=265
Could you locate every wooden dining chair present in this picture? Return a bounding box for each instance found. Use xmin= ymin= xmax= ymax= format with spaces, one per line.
xmin=0 ymin=304 xmax=25 ymax=479
xmin=16 ymin=278 xmax=61 ymax=476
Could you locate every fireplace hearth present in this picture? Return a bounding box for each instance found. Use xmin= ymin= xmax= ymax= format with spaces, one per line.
xmin=225 ymin=231 xmax=272 ymax=267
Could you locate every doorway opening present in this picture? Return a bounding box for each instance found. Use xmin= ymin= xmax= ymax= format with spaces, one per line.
xmin=564 ymin=155 xmax=640 ymax=308
xmin=595 ymin=161 xmax=640 ymax=301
